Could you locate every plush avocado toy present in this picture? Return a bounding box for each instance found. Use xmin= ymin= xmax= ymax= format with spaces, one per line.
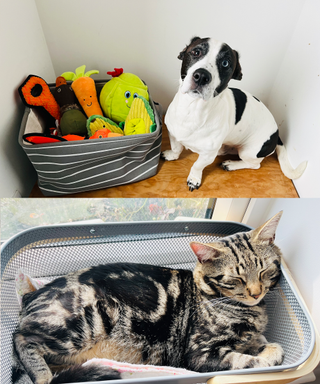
xmin=99 ymin=68 xmax=149 ymax=124
xmin=52 ymin=76 xmax=87 ymax=136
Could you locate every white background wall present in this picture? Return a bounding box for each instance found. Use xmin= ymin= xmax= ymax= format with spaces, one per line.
xmin=0 ymin=0 xmax=319 ymax=196
xmin=34 ymin=0 xmax=306 ymax=108
xmin=267 ymin=1 xmax=320 ymax=197
xmin=245 ymin=198 xmax=320 ymax=382
xmin=0 ymin=0 xmax=56 ymax=197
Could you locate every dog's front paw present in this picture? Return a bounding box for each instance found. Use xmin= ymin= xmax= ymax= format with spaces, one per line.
xmin=220 ymin=160 xmax=234 ymax=171
xmin=161 ymin=150 xmax=180 ymax=161
xmin=187 ymin=175 xmax=201 ymax=192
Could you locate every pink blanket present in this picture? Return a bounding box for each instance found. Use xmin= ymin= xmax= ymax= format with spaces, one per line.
xmin=83 ymin=358 xmax=199 ymax=379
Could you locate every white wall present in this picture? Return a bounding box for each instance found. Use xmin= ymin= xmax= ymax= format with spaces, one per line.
xmin=0 ymin=0 xmax=56 ymax=198
xmin=267 ymin=0 xmax=320 ymax=197
xmin=34 ymin=0 xmax=305 ymax=109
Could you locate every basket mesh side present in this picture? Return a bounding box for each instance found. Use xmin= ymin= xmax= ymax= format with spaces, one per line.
xmin=264 ymin=273 xmax=312 ymax=365
xmin=0 ymin=222 xmax=313 ymax=384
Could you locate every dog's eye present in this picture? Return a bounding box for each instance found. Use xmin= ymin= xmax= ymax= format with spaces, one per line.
xmin=192 ymin=49 xmax=201 ymax=57
xmin=222 ymin=60 xmax=229 ymax=68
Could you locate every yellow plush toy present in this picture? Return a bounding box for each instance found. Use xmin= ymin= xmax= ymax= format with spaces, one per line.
xmin=122 ymin=96 xmax=156 ymax=136
xmin=87 ymin=115 xmax=124 ymax=137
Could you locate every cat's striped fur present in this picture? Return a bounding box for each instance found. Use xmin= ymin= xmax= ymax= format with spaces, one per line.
xmin=12 ymin=212 xmax=284 ymax=383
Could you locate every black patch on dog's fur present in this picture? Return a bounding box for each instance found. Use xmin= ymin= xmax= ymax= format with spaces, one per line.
xmin=277 ymin=136 xmax=283 ymax=146
xmin=215 ymin=44 xmax=242 ymax=95
xmin=253 ymin=96 xmax=260 ymax=102
xmin=179 ymin=37 xmax=210 ymax=80
xmin=230 ymin=88 xmax=247 ymax=124
xmin=257 ymin=130 xmax=279 ymax=158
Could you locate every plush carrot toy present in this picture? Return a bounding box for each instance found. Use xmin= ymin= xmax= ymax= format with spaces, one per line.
xmin=61 ymin=65 xmax=103 ymax=118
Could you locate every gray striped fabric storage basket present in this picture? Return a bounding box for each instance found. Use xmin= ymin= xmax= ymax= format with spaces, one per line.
xmin=18 ymin=81 xmax=162 ymax=196
xmin=0 ymin=220 xmax=316 ymax=384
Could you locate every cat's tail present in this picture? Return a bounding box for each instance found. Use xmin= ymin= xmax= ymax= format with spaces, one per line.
xmin=51 ymin=365 xmax=121 ymax=383
xmin=12 ymin=342 xmax=33 ymax=384
xmin=276 ymin=138 xmax=307 ymax=180
xmin=12 ymin=342 xmax=121 ymax=383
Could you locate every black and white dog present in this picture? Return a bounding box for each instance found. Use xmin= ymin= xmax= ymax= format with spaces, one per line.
xmin=162 ymin=37 xmax=307 ymax=191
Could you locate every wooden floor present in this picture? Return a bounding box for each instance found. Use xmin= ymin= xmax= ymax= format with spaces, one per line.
xmin=30 ymin=122 xmax=299 ymax=198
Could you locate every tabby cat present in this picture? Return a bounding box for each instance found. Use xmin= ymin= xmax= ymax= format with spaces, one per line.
xmin=12 ymin=212 xmax=284 ymax=384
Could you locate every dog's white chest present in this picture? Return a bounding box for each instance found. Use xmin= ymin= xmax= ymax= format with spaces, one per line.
xmin=165 ymin=93 xmax=229 ymax=152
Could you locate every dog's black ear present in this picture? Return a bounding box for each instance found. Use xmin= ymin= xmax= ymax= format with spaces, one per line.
xmin=178 ymin=48 xmax=187 ymax=60
xmin=190 ymin=36 xmax=201 ymax=44
xmin=178 ymin=36 xmax=201 ymax=60
xmin=232 ymin=50 xmax=243 ymax=80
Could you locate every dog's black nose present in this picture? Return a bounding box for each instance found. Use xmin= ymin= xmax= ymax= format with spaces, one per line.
xmin=193 ymin=69 xmax=212 ymax=86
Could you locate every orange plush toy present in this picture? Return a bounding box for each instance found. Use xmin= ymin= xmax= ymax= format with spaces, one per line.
xmin=18 ymin=75 xmax=61 ymax=123
xmin=89 ymin=128 xmax=123 ymax=140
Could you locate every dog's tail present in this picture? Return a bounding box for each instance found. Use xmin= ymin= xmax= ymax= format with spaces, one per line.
xmin=276 ymin=138 xmax=307 ymax=179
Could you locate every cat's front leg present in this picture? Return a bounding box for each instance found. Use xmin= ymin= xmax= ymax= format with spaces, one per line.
xmin=220 ymin=342 xmax=284 ymax=370
xmin=256 ymin=342 xmax=284 ymax=367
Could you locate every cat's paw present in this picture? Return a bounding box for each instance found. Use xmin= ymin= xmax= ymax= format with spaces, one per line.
xmin=222 ymin=353 xmax=270 ymax=370
xmin=258 ymin=343 xmax=284 ymax=366
xmin=161 ymin=150 xmax=180 ymax=161
xmin=221 ymin=351 xmax=277 ymax=370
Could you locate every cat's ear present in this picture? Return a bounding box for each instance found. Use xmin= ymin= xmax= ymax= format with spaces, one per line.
xmin=190 ymin=242 xmax=221 ymax=263
xmin=251 ymin=211 xmax=283 ymax=244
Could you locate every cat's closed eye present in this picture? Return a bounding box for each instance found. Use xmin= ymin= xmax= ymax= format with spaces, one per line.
xmin=212 ymin=275 xmax=244 ymax=289
xmin=259 ymin=264 xmax=280 ymax=282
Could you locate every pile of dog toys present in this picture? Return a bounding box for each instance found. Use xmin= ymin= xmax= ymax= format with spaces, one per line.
xmin=19 ymin=66 xmax=156 ymax=144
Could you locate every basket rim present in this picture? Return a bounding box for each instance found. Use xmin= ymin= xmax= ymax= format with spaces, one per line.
xmin=0 ymin=220 xmax=316 ymax=381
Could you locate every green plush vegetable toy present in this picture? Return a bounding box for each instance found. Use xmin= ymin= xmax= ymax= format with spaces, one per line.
xmin=99 ymin=68 xmax=149 ymax=124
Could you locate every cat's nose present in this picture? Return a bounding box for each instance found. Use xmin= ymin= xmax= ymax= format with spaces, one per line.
xmin=251 ymin=293 xmax=261 ymax=300
xmin=248 ymin=286 xmax=262 ymax=299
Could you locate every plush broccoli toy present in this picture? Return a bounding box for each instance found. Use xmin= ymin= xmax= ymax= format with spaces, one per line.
xmin=99 ymin=68 xmax=149 ymax=123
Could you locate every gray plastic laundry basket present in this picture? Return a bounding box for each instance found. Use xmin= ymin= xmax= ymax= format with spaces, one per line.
xmin=0 ymin=221 xmax=315 ymax=384
xmin=18 ymin=81 xmax=162 ymax=196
